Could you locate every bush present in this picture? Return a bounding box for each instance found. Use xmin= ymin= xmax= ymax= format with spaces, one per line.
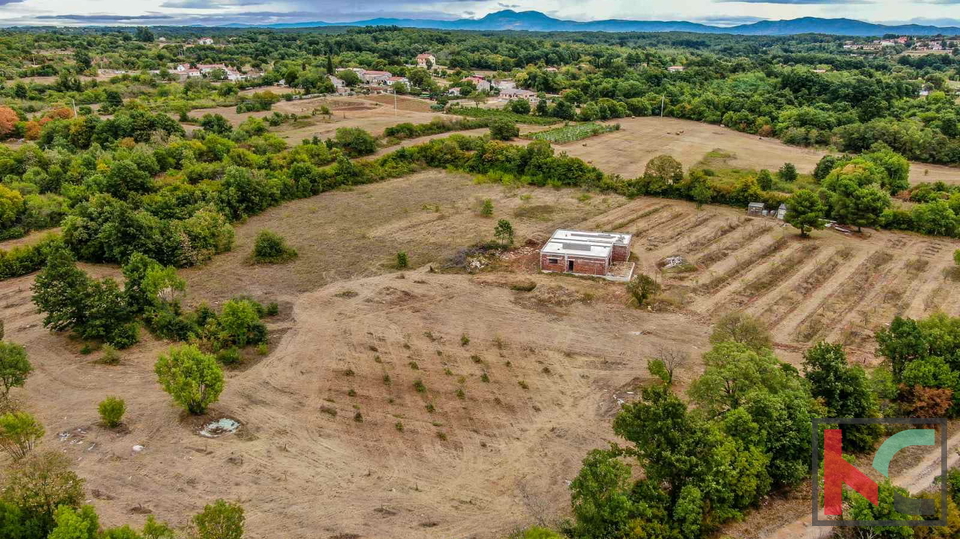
xmin=154 ymin=345 xmax=224 ymax=415
xmin=778 ymin=162 xmax=799 ymax=182
xmin=193 ymin=500 xmax=244 ymax=539
xmin=0 ymin=411 xmax=44 ymax=460
xmin=216 ymin=347 xmax=242 ymax=366
xmin=252 ymin=230 xmax=297 ymax=263
xmin=489 ymin=119 xmax=520 ymax=141
xmin=217 ymin=299 xmax=267 ymax=347
xmin=478 ymin=198 xmax=494 ymax=217
xmin=98 ymin=397 xmax=125 ymax=428
xmin=396 ymin=251 xmax=409 ymax=269
xmin=334 ymin=127 xmax=377 ymax=157
xmin=98 ymin=345 xmax=120 ymax=365
xmin=626 ymin=274 xmax=661 ymax=307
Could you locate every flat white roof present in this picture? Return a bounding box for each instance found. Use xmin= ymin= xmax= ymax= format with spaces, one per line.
xmin=540 ymin=229 xmax=632 ymax=259
xmin=550 ymin=229 xmax=632 ymax=246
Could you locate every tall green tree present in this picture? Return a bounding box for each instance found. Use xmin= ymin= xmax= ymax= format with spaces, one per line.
xmin=803 ymin=342 xmax=882 ymax=452
xmin=785 ymin=189 xmax=825 ymax=237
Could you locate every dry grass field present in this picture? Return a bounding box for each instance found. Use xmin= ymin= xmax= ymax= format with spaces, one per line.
xmin=4 ymin=150 xmax=960 ymax=538
xmin=559 ymin=117 xmax=960 ymax=185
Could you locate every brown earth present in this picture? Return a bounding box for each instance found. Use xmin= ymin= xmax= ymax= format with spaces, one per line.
xmin=4 ymin=155 xmax=960 ymax=538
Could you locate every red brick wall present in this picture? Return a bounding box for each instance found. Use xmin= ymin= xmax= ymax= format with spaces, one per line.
xmin=568 ymin=256 xmax=607 ymax=275
xmin=540 ymin=254 xmax=608 ymax=275
xmin=612 ymin=244 xmax=630 ymax=262
xmin=540 ymin=253 xmax=566 ymax=272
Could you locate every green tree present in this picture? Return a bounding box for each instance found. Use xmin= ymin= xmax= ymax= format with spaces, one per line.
xmin=134 ymin=27 xmax=154 ymax=42
xmin=785 ymin=189 xmax=825 ymax=237
xmin=337 ymin=70 xmax=361 ymax=87
xmin=756 ymin=169 xmax=774 ymax=191
xmin=200 ymin=114 xmax=233 ymax=135
xmin=193 ymin=499 xmax=244 ymax=539
xmin=217 ymin=299 xmax=267 ymax=347
xmin=0 ymin=185 xmax=24 ymax=231
xmin=333 ymin=127 xmax=376 ymax=157
xmin=1 ymin=451 xmax=84 ymax=537
xmin=803 ymin=342 xmax=882 ymax=452
xmin=778 ymin=162 xmax=798 ymax=182
xmin=32 ymin=247 xmax=91 ymax=333
xmin=569 ymin=449 xmax=636 ymax=539
xmin=489 ymin=119 xmax=519 ymax=141
xmin=626 ymin=274 xmax=661 ymax=307
xmin=48 ymin=505 xmax=99 ymax=539
xmin=494 ymin=219 xmax=514 ymax=246
xmin=0 ymin=341 xmax=31 ymax=400
xmin=644 ymin=155 xmax=684 ymax=185
xmin=0 ymin=412 xmax=44 ymax=460
xmin=155 ymin=345 xmax=224 ymax=415
xmin=98 ymin=397 xmax=126 ymax=428
xmin=508 ymin=99 xmax=531 ymax=115
xmin=709 ymin=311 xmax=772 ymax=352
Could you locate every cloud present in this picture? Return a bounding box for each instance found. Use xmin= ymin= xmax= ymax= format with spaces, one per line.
xmin=716 ymin=0 xmax=870 ymax=3
xmin=694 ymin=14 xmax=768 ymax=25
xmin=161 ymin=0 xmax=267 ymax=8
xmin=0 ymin=0 xmax=27 ymax=6
xmin=497 ymin=2 xmax=521 ymax=7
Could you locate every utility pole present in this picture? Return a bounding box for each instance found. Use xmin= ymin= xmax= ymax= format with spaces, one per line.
xmin=660 ymin=95 xmax=665 ymax=118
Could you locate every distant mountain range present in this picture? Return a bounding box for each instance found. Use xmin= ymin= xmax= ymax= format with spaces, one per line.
xmin=227 ymin=10 xmax=960 ymax=37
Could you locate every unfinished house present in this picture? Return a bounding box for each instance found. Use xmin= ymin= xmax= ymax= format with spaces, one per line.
xmin=540 ymin=230 xmax=634 ymax=281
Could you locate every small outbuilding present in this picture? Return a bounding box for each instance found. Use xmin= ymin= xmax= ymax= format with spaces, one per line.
xmin=540 ymin=229 xmax=633 ymax=279
xmin=747 ymin=202 xmax=765 ymax=216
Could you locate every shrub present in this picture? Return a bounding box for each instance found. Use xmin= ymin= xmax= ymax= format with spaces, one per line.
xmin=478 ymin=198 xmax=494 ymax=217
xmin=154 ymin=345 xmax=224 ymax=415
xmin=98 ymin=397 xmax=126 ymax=428
xmin=626 ymin=274 xmax=661 ymax=307
xmin=494 ymin=219 xmax=514 ymax=246
xmin=396 ymin=251 xmax=409 ymax=269
xmin=252 ymin=230 xmax=297 ymax=264
xmin=98 ymin=345 xmax=120 ymax=365
xmin=334 ymin=127 xmax=377 ymax=157
xmin=0 ymin=411 xmax=44 ymax=460
xmin=193 ymin=499 xmax=244 ymax=539
xmin=217 ymin=299 xmax=267 ymax=347
xmin=778 ymin=162 xmax=799 ymax=182
xmin=490 ymin=119 xmax=520 ymax=141
xmin=216 ymin=347 xmax=243 ymax=365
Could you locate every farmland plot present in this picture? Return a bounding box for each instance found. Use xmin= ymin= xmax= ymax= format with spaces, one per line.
xmin=579 ymin=197 xmax=960 ymax=365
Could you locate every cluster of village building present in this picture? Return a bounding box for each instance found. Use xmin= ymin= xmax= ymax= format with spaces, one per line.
xmin=174 ymin=63 xmax=254 ymax=82
xmin=843 ymin=35 xmax=956 ymax=52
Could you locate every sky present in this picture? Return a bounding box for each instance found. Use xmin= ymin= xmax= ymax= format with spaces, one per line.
xmin=0 ymin=0 xmax=959 ymax=28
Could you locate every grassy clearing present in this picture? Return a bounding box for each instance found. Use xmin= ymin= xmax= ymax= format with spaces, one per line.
xmin=526 ymin=122 xmax=621 ymax=143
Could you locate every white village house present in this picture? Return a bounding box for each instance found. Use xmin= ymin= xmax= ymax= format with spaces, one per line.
xmin=416 ymin=53 xmax=436 ymax=69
